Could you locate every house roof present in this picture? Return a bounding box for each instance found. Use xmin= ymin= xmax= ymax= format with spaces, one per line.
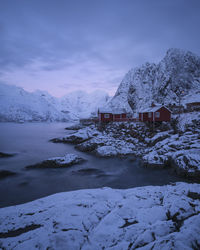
xmin=139 ymin=105 xmax=171 ymax=113
xmin=98 ymin=107 xmax=130 ymax=114
xmin=98 ymin=108 xmax=113 ymax=113
xmin=186 ymin=102 xmax=200 ymax=106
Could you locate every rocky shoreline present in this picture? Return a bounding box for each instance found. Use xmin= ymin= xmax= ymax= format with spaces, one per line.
xmin=51 ymin=118 xmax=200 ymax=181
xmin=0 ymin=182 xmax=200 ymax=249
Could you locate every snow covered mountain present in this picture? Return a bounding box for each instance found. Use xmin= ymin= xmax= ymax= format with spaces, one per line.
xmin=0 ymin=83 xmax=109 ymax=122
xmin=60 ymin=90 xmax=110 ymax=120
xmin=105 ymin=48 xmax=200 ymax=113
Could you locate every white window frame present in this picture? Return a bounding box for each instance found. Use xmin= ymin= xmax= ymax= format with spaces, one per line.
xmin=155 ymin=112 xmax=160 ymax=118
xmin=104 ymin=114 xmax=110 ymax=118
xmin=148 ymin=112 xmax=152 ymax=118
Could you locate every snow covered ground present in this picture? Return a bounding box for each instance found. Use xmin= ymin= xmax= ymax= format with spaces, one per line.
xmin=0 ymin=182 xmax=200 ymax=249
xmin=0 ymin=83 xmax=109 ymax=122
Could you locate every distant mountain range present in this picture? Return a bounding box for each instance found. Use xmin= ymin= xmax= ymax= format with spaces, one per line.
xmin=105 ymin=48 xmax=200 ymax=113
xmin=0 ymin=83 xmax=110 ymax=122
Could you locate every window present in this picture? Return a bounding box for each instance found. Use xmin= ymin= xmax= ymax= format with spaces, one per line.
xmin=148 ymin=112 xmax=152 ymax=118
xmin=104 ymin=114 xmax=110 ymax=118
xmin=155 ymin=112 xmax=160 ymax=118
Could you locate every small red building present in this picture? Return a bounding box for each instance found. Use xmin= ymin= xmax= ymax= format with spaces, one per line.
xmin=98 ymin=109 xmax=128 ymax=122
xmin=139 ymin=106 xmax=171 ymax=122
xmin=186 ymin=102 xmax=200 ymax=111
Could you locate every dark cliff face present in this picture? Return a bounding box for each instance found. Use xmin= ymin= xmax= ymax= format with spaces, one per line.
xmin=107 ymin=48 xmax=200 ymax=113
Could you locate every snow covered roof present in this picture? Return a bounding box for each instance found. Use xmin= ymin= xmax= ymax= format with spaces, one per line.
xmin=98 ymin=107 xmax=129 ymax=114
xmin=139 ymin=105 xmax=171 ymax=113
xmin=99 ymin=108 xmax=130 ymax=115
xmin=98 ymin=107 xmax=113 ymax=113
xmin=186 ymin=102 xmax=200 ymax=105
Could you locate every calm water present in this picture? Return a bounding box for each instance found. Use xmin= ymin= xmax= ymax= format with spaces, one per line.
xmin=0 ymin=122 xmax=187 ymax=207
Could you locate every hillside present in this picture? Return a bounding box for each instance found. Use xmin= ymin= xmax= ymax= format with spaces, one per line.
xmin=105 ymin=48 xmax=200 ymax=113
xmin=0 ymin=83 xmax=109 ymax=122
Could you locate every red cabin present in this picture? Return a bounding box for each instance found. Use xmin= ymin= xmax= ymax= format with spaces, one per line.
xmin=139 ymin=106 xmax=171 ymax=122
xmin=98 ymin=109 xmax=128 ymax=122
xmin=98 ymin=111 xmax=113 ymax=122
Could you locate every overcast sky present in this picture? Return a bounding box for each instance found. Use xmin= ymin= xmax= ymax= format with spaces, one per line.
xmin=0 ymin=0 xmax=200 ymax=97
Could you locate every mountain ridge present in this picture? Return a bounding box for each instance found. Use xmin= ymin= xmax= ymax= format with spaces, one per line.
xmin=105 ymin=48 xmax=200 ymax=114
xmin=0 ymin=83 xmax=110 ymax=122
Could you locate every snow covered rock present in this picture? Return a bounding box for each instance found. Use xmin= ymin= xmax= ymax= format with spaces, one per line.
xmin=173 ymin=150 xmax=200 ymax=179
xmin=26 ymin=154 xmax=85 ymax=169
xmin=142 ymin=130 xmax=200 ymax=179
xmin=51 ymin=127 xmax=97 ymax=144
xmin=178 ymin=112 xmax=200 ymax=132
xmin=95 ymin=145 xmax=118 ymax=157
xmin=75 ymin=139 xmax=104 ymax=152
xmin=0 ymin=183 xmax=200 ymax=249
xmin=72 ymin=124 xmax=136 ymax=157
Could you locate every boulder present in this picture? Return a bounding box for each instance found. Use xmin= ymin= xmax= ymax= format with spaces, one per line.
xmin=26 ymin=154 xmax=85 ymax=169
xmin=95 ymin=146 xmax=118 ymax=157
xmin=75 ymin=140 xmax=104 ymax=152
xmin=0 ymin=170 xmax=16 ymax=179
xmin=0 ymin=152 xmax=15 ymax=158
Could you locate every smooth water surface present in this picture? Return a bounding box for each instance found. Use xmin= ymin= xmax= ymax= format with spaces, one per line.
xmin=0 ymin=122 xmax=187 ymax=207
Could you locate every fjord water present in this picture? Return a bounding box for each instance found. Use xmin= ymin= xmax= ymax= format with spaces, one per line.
xmin=0 ymin=123 xmax=185 ymax=207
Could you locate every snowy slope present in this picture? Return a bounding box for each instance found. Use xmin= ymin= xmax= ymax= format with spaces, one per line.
xmin=0 ymin=83 xmax=109 ymax=122
xmin=60 ymin=90 xmax=110 ymax=119
xmin=0 ymin=183 xmax=200 ymax=249
xmin=0 ymin=84 xmax=66 ymax=122
xmin=105 ymin=48 xmax=200 ymax=113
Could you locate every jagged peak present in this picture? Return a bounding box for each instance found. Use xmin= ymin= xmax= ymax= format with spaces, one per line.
xmin=164 ymin=48 xmax=200 ymax=61
xmin=106 ymin=48 xmax=200 ymax=114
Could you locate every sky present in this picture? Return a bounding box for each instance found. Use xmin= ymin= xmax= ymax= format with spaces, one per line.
xmin=0 ymin=0 xmax=200 ymax=97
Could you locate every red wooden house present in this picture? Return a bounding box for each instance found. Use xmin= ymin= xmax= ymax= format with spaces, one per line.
xmin=98 ymin=109 xmax=128 ymax=122
xmin=98 ymin=109 xmax=113 ymax=122
xmin=139 ymin=106 xmax=171 ymax=122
